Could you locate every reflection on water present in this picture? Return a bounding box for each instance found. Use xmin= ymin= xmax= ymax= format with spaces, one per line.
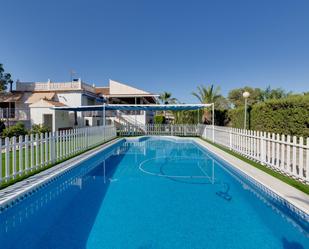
xmin=282 ymin=237 xmax=304 ymax=249
xmin=0 ymin=147 xmax=122 ymax=249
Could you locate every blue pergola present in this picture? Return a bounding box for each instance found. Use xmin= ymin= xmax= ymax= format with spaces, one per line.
xmin=53 ymin=103 xmax=214 ymax=125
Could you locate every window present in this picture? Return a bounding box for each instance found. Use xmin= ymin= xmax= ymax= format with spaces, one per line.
xmin=0 ymin=102 xmax=15 ymax=118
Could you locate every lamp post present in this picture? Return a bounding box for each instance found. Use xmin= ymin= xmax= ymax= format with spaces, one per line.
xmin=243 ymin=91 xmax=250 ymax=129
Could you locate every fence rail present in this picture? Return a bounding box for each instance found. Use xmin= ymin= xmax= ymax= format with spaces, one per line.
xmin=0 ymin=125 xmax=116 ymax=185
xmin=118 ymin=124 xmax=203 ymax=137
xmin=201 ymin=125 xmax=309 ymax=184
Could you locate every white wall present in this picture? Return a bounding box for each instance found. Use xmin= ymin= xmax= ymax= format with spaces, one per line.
xmin=109 ymin=80 xmax=149 ymax=95
xmin=53 ymin=110 xmax=71 ymax=131
xmin=55 ymin=92 xmax=82 ymax=106
xmin=56 ymin=92 xmax=83 ymax=127
xmin=30 ymin=107 xmax=71 ymax=132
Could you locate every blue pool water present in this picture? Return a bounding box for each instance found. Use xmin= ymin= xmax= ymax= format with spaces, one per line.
xmin=0 ymin=137 xmax=308 ymax=249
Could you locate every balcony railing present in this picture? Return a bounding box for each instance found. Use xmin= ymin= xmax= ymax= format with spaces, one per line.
xmin=16 ymin=81 xmax=96 ymax=93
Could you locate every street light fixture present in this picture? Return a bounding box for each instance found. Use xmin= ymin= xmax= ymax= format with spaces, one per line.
xmin=243 ymin=91 xmax=250 ymax=129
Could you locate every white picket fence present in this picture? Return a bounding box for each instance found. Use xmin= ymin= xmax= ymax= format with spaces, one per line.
xmin=118 ymin=124 xmax=202 ymax=137
xmin=0 ymin=125 xmax=116 ymax=184
xmin=201 ymin=125 xmax=309 ymax=184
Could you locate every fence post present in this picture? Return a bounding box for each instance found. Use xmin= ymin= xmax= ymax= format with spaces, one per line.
xmin=86 ymin=127 xmax=89 ymax=148
xmin=299 ymin=137 xmax=304 ymax=179
xmin=229 ymin=128 xmax=232 ymax=150
xmin=19 ymin=135 xmax=23 ymax=176
xmin=212 ymin=125 xmax=215 ymax=143
xmin=5 ymin=137 xmax=10 ymax=181
xmin=306 ymin=137 xmax=309 ymax=183
xmin=12 ymin=137 xmax=16 ymax=179
xmin=25 ymin=135 xmax=30 ymax=172
xmin=40 ymin=133 xmax=44 ymax=168
xmin=260 ymin=132 xmax=266 ymax=165
xmin=292 ymin=136 xmax=297 ymax=176
xmin=51 ymin=132 xmax=56 ymax=164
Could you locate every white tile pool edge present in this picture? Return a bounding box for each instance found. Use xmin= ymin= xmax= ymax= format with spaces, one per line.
xmin=192 ymin=138 xmax=309 ymax=215
xmin=0 ymin=138 xmax=124 ymax=209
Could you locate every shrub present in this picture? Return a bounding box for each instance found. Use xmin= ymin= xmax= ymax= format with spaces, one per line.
xmin=30 ymin=124 xmax=51 ymax=134
xmin=154 ymin=115 xmax=166 ymax=124
xmin=227 ymin=95 xmax=309 ymax=137
xmin=2 ymin=122 xmax=28 ymax=138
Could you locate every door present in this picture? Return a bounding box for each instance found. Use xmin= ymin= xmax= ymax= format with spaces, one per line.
xmin=43 ymin=114 xmax=53 ymax=131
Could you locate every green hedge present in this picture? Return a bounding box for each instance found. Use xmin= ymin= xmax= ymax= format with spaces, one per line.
xmin=250 ymin=95 xmax=309 ymax=137
xmin=227 ymin=107 xmax=249 ymax=129
xmin=228 ymin=95 xmax=309 ymax=137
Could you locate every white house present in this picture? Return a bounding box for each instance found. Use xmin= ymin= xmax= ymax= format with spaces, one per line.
xmin=96 ymin=80 xmax=158 ymax=126
xmin=0 ymin=79 xmax=158 ymax=132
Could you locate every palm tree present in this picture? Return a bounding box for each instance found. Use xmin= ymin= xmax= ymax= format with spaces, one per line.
xmin=192 ymin=85 xmax=221 ymax=124
xmin=158 ymin=92 xmax=177 ymax=104
xmin=158 ymin=92 xmax=177 ymax=122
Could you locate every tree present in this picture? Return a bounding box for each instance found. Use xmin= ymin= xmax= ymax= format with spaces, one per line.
xmin=158 ymin=92 xmax=177 ymax=120
xmin=192 ymin=84 xmax=222 ymax=124
xmin=158 ymin=92 xmax=177 ymax=104
xmin=261 ymin=86 xmax=291 ymax=101
xmin=0 ymin=64 xmax=13 ymax=91
xmin=228 ymin=87 xmax=263 ymax=108
xmin=192 ymin=85 xmax=221 ymax=104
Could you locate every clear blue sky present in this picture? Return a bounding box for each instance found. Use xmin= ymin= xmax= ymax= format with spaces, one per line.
xmin=1 ymin=0 xmax=309 ymax=102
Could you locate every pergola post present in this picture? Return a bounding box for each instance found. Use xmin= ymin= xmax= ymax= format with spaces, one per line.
xmin=103 ymin=103 xmax=106 ymax=126
xmin=134 ymin=97 xmax=137 ymax=128
xmin=212 ymin=103 xmax=215 ymax=142
xmin=74 ymin=111 xmax=78 ymax=126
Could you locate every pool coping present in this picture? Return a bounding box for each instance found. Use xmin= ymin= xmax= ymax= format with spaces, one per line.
xmin=191 ymin=137 xmax=309 ymax=215
xmin=0 ymin=138 xmax=124 ymax=210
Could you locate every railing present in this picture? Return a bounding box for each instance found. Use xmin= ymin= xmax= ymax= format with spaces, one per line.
xmin=0 ymin=125 xmax=116 ymax=185
xmin=82 ymin=110 xmax=103 ymax=117
xmin=118 ymin=124 xmax=203 ymax=137
xmin=201 ymin=125 xmax=309 ymax=184
xmin=16 ymin=81 xmax=96 ymax=93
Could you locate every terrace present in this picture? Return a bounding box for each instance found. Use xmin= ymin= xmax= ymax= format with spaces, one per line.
xmin=15 ymin=79 xmax=97 ymax=94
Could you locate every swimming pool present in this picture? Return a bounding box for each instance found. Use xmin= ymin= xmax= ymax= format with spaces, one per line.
xmin=0 ymin=136 xmax=308 ymax=249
